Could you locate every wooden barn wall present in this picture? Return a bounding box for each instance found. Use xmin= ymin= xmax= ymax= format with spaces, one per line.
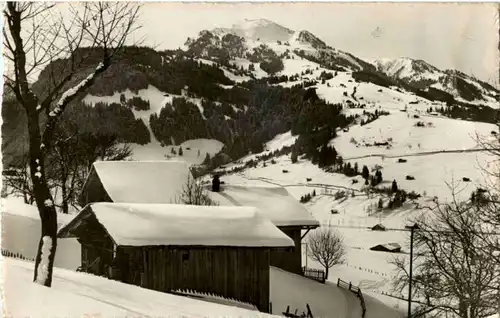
xmin=79 ymin=169 xmax=112 ymax=206
xmin=120 ymin=246 xmax=270 ymax=313
xmin=77 ymin=221 xmax=115 ymax=276
xmin=270 ymin=226 xmax=302 ymax=274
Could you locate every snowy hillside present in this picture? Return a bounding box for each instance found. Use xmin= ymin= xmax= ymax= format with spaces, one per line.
xmin=82 ymin=85 xmax=223 ymax=163
xmin=2 ymin=258 xmax=278 ymax=318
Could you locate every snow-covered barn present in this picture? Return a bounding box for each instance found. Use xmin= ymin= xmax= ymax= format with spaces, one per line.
xmin=369 ymin=243 xmax=402 ymax=253
xmin=371 ymin=224 xmax=387 ymax=231
xmin=78 ymin=160 xmax=192 ymax=206
xmin=205 ymin=182 xmax=320 ymax=275
xmin=57 ymin=202 xmax=294 ymax=313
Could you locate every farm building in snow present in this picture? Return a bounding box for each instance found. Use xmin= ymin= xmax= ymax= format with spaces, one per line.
xmin=205 ymin=182 xmax=320 ymax=275
xmin=79 ymin=160 xmax=192 ymax=206
xmin=58 ymin=203 xmax=294 ymax=312
xmin=371 ymin=224 xmax=387 ymax=231
xmin=370 ymin=243 xmax=402 ymax=253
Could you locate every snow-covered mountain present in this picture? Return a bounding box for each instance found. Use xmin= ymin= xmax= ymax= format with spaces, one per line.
xmin=373 ymin=57 xmax=499 ymax=108
xmin=185 ymin=19 xmax=498 ymax=108
xmin=213 ymin=18 xmax=294 ymax=43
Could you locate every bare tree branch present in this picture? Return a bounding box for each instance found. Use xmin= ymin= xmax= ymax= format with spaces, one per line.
xmin=307 ymin=227 xmax=346 ymax=280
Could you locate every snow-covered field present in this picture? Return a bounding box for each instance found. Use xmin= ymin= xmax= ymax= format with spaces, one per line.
xmin=270 ymin=266 xmax=404 ymax=318
xmin=2 ymin=258 xmax=278 ymax=318
xmin=334 ymin=112 xmax=495 ymax=157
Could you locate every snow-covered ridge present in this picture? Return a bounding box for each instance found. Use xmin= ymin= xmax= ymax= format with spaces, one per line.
xmin=213 ymin=18 xmax=294 ymax=43
xmin=373 ymin=57 xmax=440 ymax=80
xmin=373 ymin=57 xmax=499 ymax=108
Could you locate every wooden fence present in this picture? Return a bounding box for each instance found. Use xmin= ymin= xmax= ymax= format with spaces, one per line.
xmin=282 ymin=303 xmax=314 ymax=318
xmin=1 ymin=249 xmax=34 ymax=262
xmin=337 ymin=278 xmax=366 ymax=318
xmin=302 ymin=267 xmax=326 ymax=284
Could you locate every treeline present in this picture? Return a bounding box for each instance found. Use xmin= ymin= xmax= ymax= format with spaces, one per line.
xmin=63 ymin=102 xmax=150 ymax=145
xmin=247 ymin=44 xmax=284 ymax=75
xmin=428 ymin=104 xmax=499 ymax=124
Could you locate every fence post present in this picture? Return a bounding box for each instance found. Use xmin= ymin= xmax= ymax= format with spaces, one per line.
xmin=349 ymin=282 xmax=352 ymax=290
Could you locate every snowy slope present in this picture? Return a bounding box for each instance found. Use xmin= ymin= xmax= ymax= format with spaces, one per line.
xmin=332 ymin=111 xmax=497 ymax=200
xmin=270 ymin=266 xmax=404 ymax=318
xmin=1 ymin=197 xmax=81 ymax=270
xmin=2 ymin=258 xmax=278 ymax=318
xmin=83 ymin=85 xmax=223 ymax=163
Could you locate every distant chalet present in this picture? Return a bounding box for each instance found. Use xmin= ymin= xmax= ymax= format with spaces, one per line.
xmin=58 ymin=203 xmax=294 ymax=312
xmin=370 ymin=243 xmax=402 ymax=253
xmin=205 ymin=183 xmax=320 ymax=274
xmin=79 ymin=160 xmax=191 ymax=206
xmin=371 ymin=224 xmax=387 ymax=231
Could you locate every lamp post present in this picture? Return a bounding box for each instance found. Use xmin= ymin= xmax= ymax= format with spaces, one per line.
xmin=405 ymin=223 xmax=420 ymax=318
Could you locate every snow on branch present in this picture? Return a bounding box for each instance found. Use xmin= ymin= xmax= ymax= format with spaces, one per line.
xmin=49 ymin=62 xmax=105 ymax=117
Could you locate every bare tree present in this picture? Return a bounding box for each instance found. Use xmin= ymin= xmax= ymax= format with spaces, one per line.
xmin=307 ymin=227 xmax=346 ymax=280
xmin=3 ymin=150 xmax=35 ymax=204
xmin=391 ymin=197 xmax=500 ymax=318
xmin=175 ymin=175 xmax=218 ymax=206
xmin=47 ymin=119 xmax=132 ymax=214
xmin=3 ymin=2 xmax=140 ymax=286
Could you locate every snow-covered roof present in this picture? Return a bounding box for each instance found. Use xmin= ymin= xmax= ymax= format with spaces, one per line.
xmin=205 ymin=184 xmax=319 ymax=228
xmin=371 ymin=224 xmax=387 ymax=230
xmin=58 ymin=203 xmax=295 ymax=248
xmin=371 ymin=243 xmax=401 ymax=251
xmin=84 ymin=160 xmax=192 ymax=204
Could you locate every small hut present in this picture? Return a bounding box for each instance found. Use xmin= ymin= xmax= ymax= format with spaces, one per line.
xmin=371 ymin=224 xmax=387 ymax=231
xmin=370 ymin=243 xmax=402 ymax=253
xmin=205 ymin=182 xmax=319 ymax=275
xmin=58 ymin=203 xmax=294 ymax=313
xmin=78 ymin=160 xmax=192 ymax=206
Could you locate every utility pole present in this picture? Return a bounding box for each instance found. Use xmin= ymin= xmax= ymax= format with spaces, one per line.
xmin=405 ymin=223 xmax=420 ymax=318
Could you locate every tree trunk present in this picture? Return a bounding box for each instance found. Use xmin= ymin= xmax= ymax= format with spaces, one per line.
xmin=325 ymin=266 xmax=329 ymax=280
xmin=61 ymin=181 xmax=68 ymax=214
xmin=26 ymin=107 xmax=58 ymax=287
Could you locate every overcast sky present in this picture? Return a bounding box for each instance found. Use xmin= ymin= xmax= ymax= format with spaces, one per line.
xmin=135 ymin=2 xmax=499 ymax=87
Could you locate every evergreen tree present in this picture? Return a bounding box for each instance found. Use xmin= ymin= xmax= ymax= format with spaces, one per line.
xmin=120 ymin=93 xmax=126 ymax=104
xmin=354 ymin=162 xmax=359 ymax=175
xmin=197 ymin=149 xmax=201 ymax=157
xmin=362 ymin=165 xmax=370 ymax=180
xmin=392 ymin=180 xmax=398 ymax=193
xmin=375 ymin=170 xmax=383 ymax=184
xmin=178 ymin=146 xmax=183 ymax=156
xmin=291 ymin=148 xmax=298 ymax=163
xmin=378 ymin=198 xmax=384 ymax=209
xmin=171 ymin=147 xmax=176 ymax=155
xmin=312 ymin=190 xmax=316 ymax=197
xmin=203 ymin=153 xmax=211 ymax=165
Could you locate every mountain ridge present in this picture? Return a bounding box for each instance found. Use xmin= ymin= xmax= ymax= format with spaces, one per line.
xmin=3 ymin=18 xmax=498 ymax=169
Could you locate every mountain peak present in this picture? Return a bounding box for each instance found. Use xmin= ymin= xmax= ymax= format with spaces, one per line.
xmin=213 ymin=19 xmax=294 ymax=43
xmin=295 ymin=30 xmax=327 ymax=49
